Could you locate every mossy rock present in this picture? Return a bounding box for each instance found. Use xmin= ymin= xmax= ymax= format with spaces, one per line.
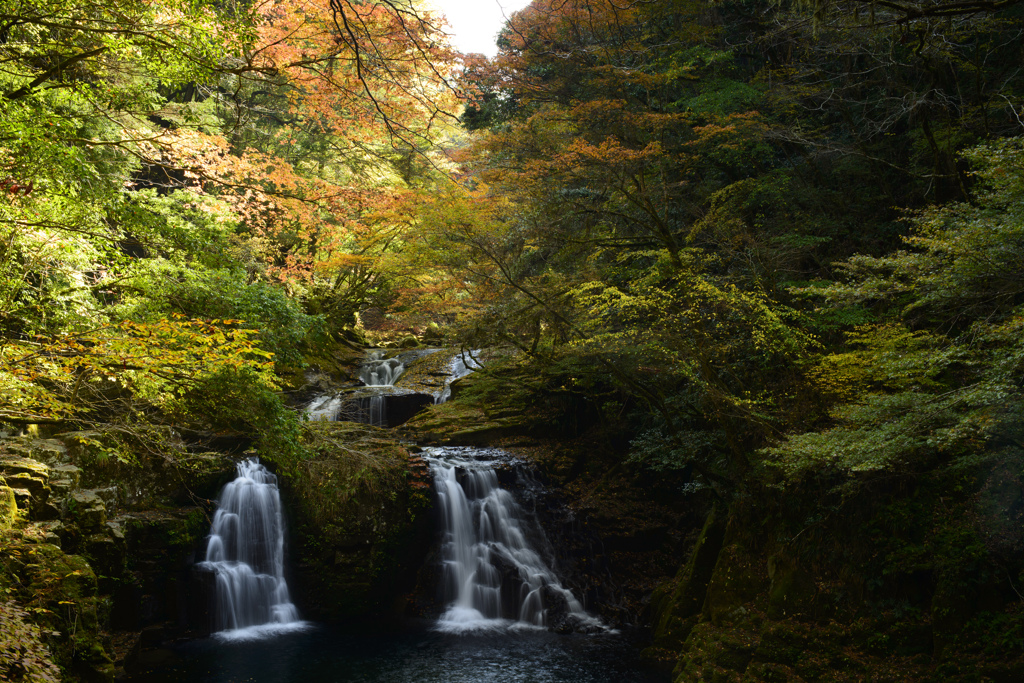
xmin=58 ymin=431 xmax=128 ymax=473
xmin=753 ymin=623 xmax=805 ymax=668
xmin=0 ymin=456 xmax=52 ymax=518
xmin=0 ymin=454 xmax=51 ymax=479
xmin=652 ymin=503 xmax=727 ymax=650
xmin=2 ymin=437 xmax=67 ymax=465
xmin=69 ymin=491 xmax=108 ymax=531
xmin=52 ymin=429 xmax=233 ymax=510
xmin=0 ymin=486 xmax=17 ymax=529
xmin=703 ymin=543 xmax=766 ymax=626
xmin=173 ymin=452 xmax=236 ymax=498
xmin=119 ymin=508 xmax=209 ymax=564
xmin=402 ymin=400 xmax=485 ymax=436
xmin=741 ymin=662 xmax=801 ymax=682
xmin=392 ymin=348 xmax=452 ymax=396
xmin=268 ymin=422 xmax=433 ymax=621
xmin=675 ymin=622 xmax=754 ymax=682
xmin=402 ymin=401 xmax=539 ymax=446
xmin=293 ymin=342 xmax=366 ymax=388
xmin=767 ymin=554 xmax=818 ymax=620
xmin=0 ymin=538 xmax=114 ymax=682
xmin=83 ymin=531 xmax=127 ymax=579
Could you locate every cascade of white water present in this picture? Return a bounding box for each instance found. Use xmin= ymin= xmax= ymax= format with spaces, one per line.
xmin=358 ymin=350 xmax=405 ymax=426
xmin=435 ymin=350 xmax=482 ymax=404
xmin=303 ymin=350 xmax=404 ymax=425
xmin=360 ymin=349 xmax=404 ymax=387
xmin=426 ymin=448 xmax=604 ymax=634
xmin=199 ymin=459 xmax=306 ymax=639
xmin=306 ymin=394 xmax=343 ymax=422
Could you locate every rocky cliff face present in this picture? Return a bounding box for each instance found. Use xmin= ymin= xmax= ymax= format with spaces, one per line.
xmin=0 ymin=430 xmax=234 ymax=681
xmin=399 ymin=356 xmax=1024 ymax=682
xmin=265 ymin=421 xmax=433 ymax=623
xmin=0 ymin=419 xmax=436 ymax=681
xmin=644 ymin=475 xmax=1024 ymax=683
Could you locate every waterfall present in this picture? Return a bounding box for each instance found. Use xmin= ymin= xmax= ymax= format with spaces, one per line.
xmin=426 ymin=447 xmax=604 ymax=634
xmin=306 ymin=394 xmax=342 ymax=422
xmin=199 ymin=459 xmax=306 ymax=640
xmin=360 ymin=349 xmax=404 ymax=387
xmin=435 ymin=349 xmax=482 ymax=404
xmin=358 ymin=350 xmax=405 ymax=426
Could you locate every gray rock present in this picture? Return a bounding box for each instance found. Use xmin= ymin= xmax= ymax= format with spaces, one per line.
xmin=71 ymin=490 xmax=108 ymax=530
xmin=51 ymin=463 xmax=82 ymax=487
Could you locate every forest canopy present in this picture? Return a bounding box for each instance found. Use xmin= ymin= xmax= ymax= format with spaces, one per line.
xmin=0 ymin=0 xmax=461 ymax=439
xmin=2 ymin=3 xmax=1023 ymax=680
xmin=0 ymin=0 xmax=1021 ymax=494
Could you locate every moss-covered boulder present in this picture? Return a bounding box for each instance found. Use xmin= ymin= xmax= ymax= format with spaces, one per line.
xmin=766 ymin=554 xmax=818 ymax=620
xmin=69 ymin=491 xmax=108 ymax=531
xmin=0 ymin=455 xmax=52 ymax=519
xmin=401 ymin=394 xmax=541 ymax=446
xmin=53 ymin=429 xmax=234 ymax=510
xmin=703 ymin=543 xmax=767 ymax=626
xmin=0 ymin=485 xmax=17 ymax=530
xmin=266 ymin=422 xmax=433 ymax=621
xmin=280 ymin=338 xmax=365 ymax=397
xmin=0 ymin=532 xmax=115 ymax=682
xmin=2 ymin=438 xmax=67 ymax=465
xmin=0 ymin=432 xmax=235 ymax=679
xmin=649 ymin=504 xmax=727 ymax=655
xmin=112 ymin=508 xmax=211 ymax=633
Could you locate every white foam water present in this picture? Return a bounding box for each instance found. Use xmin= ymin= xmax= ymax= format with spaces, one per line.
xmin=426 ymin=448 xmax=605 ymax=635
xmin=199 ymin=459 xmax=308 ymax=638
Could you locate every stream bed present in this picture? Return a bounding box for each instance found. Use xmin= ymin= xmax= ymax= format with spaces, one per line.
xmin=127 ymin=623 xmax=669 ymax=683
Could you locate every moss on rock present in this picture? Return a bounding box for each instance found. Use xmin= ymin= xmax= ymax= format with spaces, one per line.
xmin=650 ymin=503 xmax=728 ymax=653
xmin=703 ymin=542 xmax=767 ymax=627
xmin=0 ymin=485 xmax=17 ymax=530
xmin=0 ymin=532 xmax=114 ymax=682
xmin=265 ymin=422 xmax=433 ymax=621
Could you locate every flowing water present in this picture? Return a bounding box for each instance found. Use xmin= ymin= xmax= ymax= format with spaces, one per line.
xmin=306 ymin=394 xmax=344 ymax=422
xmin=436 ymin=349 xmax=482 ymax=404
xmin=197 ymin=459 xmax=307 ymax=640
xmin=131 ymin=455 xmax=666 ymax=682
xmin=358 ymin=350 xmax=404 ymax=425
xmin=427 ymin=447 xmax=602 ymax=634
xmin=143 ymin=383 xmax=665 ymax=681
xmin=359 ymin=349 xmax=405 ymax=386
xmin=306 ymin=348 xmax=471 ymax=423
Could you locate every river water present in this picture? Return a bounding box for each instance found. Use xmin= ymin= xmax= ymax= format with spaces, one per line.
xmin=131 ymin=623 xmax=668 ymax=683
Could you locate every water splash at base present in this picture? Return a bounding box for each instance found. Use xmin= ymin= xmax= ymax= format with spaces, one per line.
xmin=199 ymin=459 xmax=308 ymax=638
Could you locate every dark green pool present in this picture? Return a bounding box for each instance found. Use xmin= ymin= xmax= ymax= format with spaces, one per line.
xmin=129 ymin=622 xmax=669 ymax=683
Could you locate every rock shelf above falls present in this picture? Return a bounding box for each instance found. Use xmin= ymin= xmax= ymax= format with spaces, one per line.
xmin=304 ymin=348 xmax=483 ymax=428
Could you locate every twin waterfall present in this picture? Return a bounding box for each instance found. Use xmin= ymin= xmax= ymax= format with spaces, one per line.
xmin=199 ymin=460 xmax=305 ymax=639
xmin=428 ymin=448 xmax=602 ymax=633
xmin=200 ymin=352 xmax=601 ymax=638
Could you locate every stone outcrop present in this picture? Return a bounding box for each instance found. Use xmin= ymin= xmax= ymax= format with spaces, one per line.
xmin=0 ymin=431 xmax=235 ymax=682
xmin=266 ymin=421 xmax=434 ymax=622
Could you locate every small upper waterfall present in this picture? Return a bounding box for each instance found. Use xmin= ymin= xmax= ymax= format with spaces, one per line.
xmin=426 ymin=447 xmax=604 ymax=634
xmin=199 ymin=459 xmax=306 ymax=639
xmin=357 ymin=350 xmax=404 ymax=426
xmin=305 ymin=394 xmax=343 ymax=422
xmin=360 ymin=349 xmax=404 ymax=386
xmin=304 ymin=348 xmax=476 ymax=425
xmin=435 ymin=349 xmax=482 ymax=404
